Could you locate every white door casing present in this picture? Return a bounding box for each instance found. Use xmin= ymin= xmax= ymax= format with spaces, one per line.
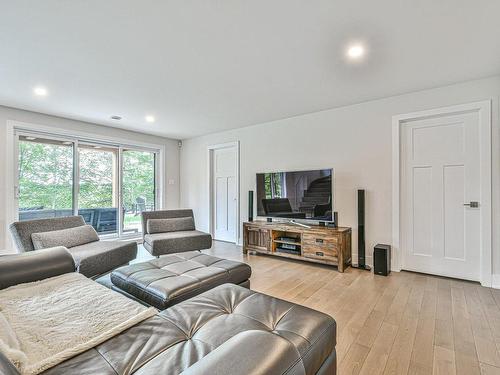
xmin=208 ymin=142 xmax=239 ymax=243
xmin=392 ymin=101 xmax=492 ymax=286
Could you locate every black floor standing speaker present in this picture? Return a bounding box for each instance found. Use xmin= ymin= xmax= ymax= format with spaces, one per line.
xmin=374 ymin=244 xmax=391 ymax=276
xmin=352 ymin=189 xmax=371 ymax=271
xmin=248 ymin=191 xmax=254 ymax=222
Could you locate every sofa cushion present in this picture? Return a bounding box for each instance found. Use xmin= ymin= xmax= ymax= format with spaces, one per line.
xmin=144 ymin=231 xmax=212 ymax=256
xmin=31 ymin=225 xmax=99 ymax=250
xmin=9 ymin=216 xmax=86 ymax=252
xmin=146 ymin=217 xmax=195 ymax=234
xmin=111 ymin=251 xmax=252 ymax=309
xmin=141 ymin=209 xmax=194 ymax=236
xmin=69 ymin=240 xmax=137 ymax=278
xmin=41 ymin=284 xmax=336 ymax=375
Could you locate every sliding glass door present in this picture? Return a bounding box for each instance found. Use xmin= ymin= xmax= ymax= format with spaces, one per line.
xmin=16 ymin=132 xmax=159 ymax=238
xmin=78 ymin=144 xmax=119 ymax=235
xmin=17 ymin=136 xmax=74 ymax=221
xmin=122 ymin=149 xmax=156 ymax=234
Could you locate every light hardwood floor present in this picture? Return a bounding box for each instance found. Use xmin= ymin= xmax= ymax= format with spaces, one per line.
xmin=185 ymin=240 xmax=500 ymax=375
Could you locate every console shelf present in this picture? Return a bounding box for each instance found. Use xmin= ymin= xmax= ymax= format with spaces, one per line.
xmin=243 ymin=221 xmax=352 ymax=272
xmin=273 ymin=240 xmax=301 ymax=247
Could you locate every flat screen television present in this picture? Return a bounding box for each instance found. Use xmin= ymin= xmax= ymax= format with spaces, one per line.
xmin=256 ymin=168 xmax=333 ymax=222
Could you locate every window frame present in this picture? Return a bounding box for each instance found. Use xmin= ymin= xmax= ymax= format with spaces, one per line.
xmin=10 ymin=121 xmax=163 ymax=240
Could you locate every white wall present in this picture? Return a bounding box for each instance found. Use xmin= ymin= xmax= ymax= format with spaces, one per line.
xmin=0 ymin=105 xmax=181 ymax=252
xmin=180 ymin=76 xmax=500 ymax=274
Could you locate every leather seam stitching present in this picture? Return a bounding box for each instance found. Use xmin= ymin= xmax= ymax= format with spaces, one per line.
xmin=112 ymin=275 xmax=169 ymax=306
xmin=271 ymin=306 xmax=295 ymax=330
xmin=94 ymin=348 xmax=119 ymax=375
xmin=158 ymin=288 xmax=257 ymax=336
xmin=165 ymin=279 xmax=241 ymax=305
xmin=130 ymin=337 xmax=188 ymax=373
xmin=281 ymin=320 xmax=336 ymax=375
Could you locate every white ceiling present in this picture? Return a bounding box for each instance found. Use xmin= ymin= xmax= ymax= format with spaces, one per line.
xmin=1 ymin=1 xmax=499 ymax=140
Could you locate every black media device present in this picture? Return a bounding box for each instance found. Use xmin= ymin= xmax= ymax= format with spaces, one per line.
xmin=248 ymin=191 xmax=254 ymax=221
xmin=276 ymin=247 xmax=300 ymax=255
xmin=351 ymin=189 xmax=371 ymax=271
xmin=374 ymin=244 xmax=391 ymax=276
xmin=277 ymin=236 xmax=299 ymax=243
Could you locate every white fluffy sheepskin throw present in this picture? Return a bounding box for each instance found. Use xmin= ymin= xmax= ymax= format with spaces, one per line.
xmin=0 ymin=272 xmax=157 ymax=375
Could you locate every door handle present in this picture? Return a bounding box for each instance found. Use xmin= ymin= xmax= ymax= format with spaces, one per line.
xmin=463 ymin=202 xmax=479 ymax=208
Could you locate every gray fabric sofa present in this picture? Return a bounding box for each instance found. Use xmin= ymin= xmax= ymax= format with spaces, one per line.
xmin=9 ymin=216 xmax=137 ymax=278
xmin=0 ymin=248 xmax=337 ymax=375
xmin=141 ymin=209 xmax=212 ymax=256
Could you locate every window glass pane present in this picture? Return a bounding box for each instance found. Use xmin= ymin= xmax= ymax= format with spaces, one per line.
xmin=78 ymin=144 xmax=118 ymax=234
xmin=122 ymin=150 xmax=156 ymax=234
xmin=17 ymin=134 xmax=160 ymax=239
xmin=18 ymin=136 xmax=74 ymax=221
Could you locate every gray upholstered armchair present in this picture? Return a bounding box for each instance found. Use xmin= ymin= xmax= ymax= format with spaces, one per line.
xmin=9 ymin=216 xmax=137 ymax=278
xmin=141 ymin=209 xmax=212 ymax=256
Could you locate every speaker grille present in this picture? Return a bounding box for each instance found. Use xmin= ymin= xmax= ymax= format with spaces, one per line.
xmin=248 ymin=191 xmax=254 ymax=221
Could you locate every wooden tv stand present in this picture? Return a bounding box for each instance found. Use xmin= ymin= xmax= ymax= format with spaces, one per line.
xmin=243 ymin=221 xmax=352 ymax=272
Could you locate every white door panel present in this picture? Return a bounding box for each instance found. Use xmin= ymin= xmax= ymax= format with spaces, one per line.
xmin=215 ymin=177 xmax=228 ymax=232
xmin=443 ymin=165 xmax=465 ymax=260
xmin=227 ymin=175 xmax=237 ymax=237
xmin=401 ymin=111 xmax=481 ymax=281
xmin=213 ymin=146 xmax=237 ymax=242
xmin=412 ymin=166 xmax=432 ymax=257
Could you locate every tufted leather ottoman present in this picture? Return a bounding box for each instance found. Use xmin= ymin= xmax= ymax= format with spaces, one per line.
xmin=42 ymin=284 xmax=337 ymax=375
xmin=110 ymin=251 xmax=252 ymax=309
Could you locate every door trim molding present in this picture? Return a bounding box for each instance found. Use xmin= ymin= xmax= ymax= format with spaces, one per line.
xmin=392 ymin=100 xmax=492 ymax=286
xmin=207 ymin=141 xmax=240 ymax=244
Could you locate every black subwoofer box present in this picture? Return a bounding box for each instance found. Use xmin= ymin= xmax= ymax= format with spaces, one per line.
xmin=373 ymin=244 xmax=391 ymax=276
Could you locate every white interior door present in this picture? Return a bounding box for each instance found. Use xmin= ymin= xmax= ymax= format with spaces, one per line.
xmin=212 ymin=146 xmax=237 ymax=242
xmin=401 ymin=111 xmax=483 ymax=281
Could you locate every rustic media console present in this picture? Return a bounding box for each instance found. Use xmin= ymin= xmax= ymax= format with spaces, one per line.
xmin=243 ymin=220 xmax=352 ymax=272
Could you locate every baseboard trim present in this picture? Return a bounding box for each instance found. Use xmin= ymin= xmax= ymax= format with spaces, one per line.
xmin=491 ymin=274 xmax=500 ymax=289
xmin=352 ymin=253 xmax=373 ymax=267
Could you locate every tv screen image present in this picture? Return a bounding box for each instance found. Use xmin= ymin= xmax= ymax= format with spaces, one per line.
xmin=256 ymin=169 xmax=333 ymax=222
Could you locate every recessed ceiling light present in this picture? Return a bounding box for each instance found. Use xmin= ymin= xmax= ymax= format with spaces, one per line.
xmin=110 ymin=115 xmax=122 ymax=120
xmin=346 ymin=44 xmax=365 ymax=59
xmin=33 ymin=86 xmax=48 ymax=96
xmin=145 ymin=115 xmax=155 ymax=123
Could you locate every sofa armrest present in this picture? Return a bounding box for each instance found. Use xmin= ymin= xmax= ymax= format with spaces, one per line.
xmin=0 ymin=247 xmax=76 ymax=290
xmin=182 ymin=331 xmax=301 ymax=375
